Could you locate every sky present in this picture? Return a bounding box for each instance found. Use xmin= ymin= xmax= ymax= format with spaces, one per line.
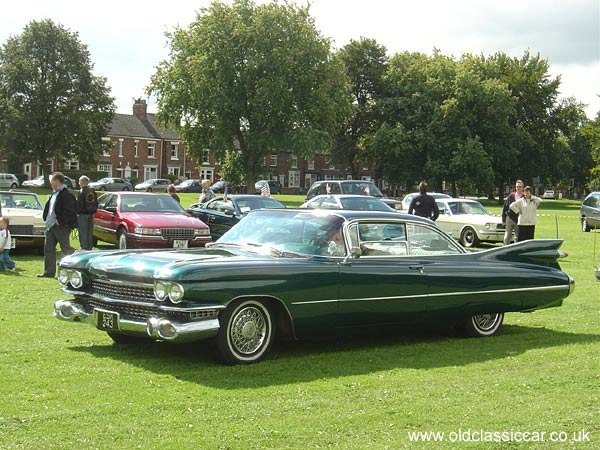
xmin=1 ymin=0 xmax=598 ymax=118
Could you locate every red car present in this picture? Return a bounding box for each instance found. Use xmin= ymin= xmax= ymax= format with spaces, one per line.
xmin=93 ymin=192 xmax=211 ymax=249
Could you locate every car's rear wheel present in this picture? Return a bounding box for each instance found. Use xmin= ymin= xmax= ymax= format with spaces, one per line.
xmin=117 ymin=228 xmax=128 ymax=249
xmin=461 ymin=227 xmax=480 ymax=248
xmin=216 ymin=299 xmax=274 ymax=365
xmin=582 ymin=217 xmax=591 ymax=232
xmin=99 ymin=186 xmax=106 ymax=191
xmin=123 ymin=186 xmax=130 ymax=191
xmin=457 ymin=312 xmax=504 ymax=337
xmin=147 ymin=188 xmax=153 ymax=192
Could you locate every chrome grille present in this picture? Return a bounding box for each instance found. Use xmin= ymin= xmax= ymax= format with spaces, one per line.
xmin=83 ymin=298 xmax=219 ymax=322
xmin=9 ymin=225 xmax=33 ymax=235
xmin=91 ymin=280 xmax=155 ymax=303
xmin=161 ymin=228 xmax=195 ymax=240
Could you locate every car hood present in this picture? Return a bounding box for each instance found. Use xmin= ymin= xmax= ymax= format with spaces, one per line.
xmin=3 ymin=208 xmax=44 ymax=225
xmin=119 ymin=212 xmax=208 ymax=228
xmin=437 ymin=214 xmax=502 ymax=225
xmin=62 ymin=247 xmax=276 ymax=281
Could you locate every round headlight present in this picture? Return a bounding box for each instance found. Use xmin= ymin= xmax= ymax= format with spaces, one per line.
xmin=69 ymin=270 xmax=83 ymax=288
xmin=168 ymin=283 xmax=184 ymax=303
xmin=154 ymin=282 xmax=168 ymax=301
xmin=58 ymin=269 xmax=69 ymax=286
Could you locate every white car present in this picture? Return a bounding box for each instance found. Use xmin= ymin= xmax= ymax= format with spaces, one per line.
xmin=0 ymin=190 xmax=46 ymax=252
xmin=435 ymin=198 xmax=505 ymax=247
xmin=401 ymin=192 xmax=451 ymax=210
xmin=134 ymin=178 xmax=171 ymax=192
xmin=542 ymin=190 xmax=556 ymax=199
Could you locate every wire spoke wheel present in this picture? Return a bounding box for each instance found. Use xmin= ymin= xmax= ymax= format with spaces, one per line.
xmin=217 ymin=299 xmax=274 ymax=364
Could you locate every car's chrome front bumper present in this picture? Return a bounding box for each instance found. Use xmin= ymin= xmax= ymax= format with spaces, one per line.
xmin=53 ymin=299 xmax=220 ymax=342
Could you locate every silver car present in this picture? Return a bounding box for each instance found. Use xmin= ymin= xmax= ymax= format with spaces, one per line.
xmin=134 ymin=178 xmax=171 ymax=192
xmin=89 ymin=177 xmax=133 ymax=192
xmin=580 ymin=191 xmax=600 ymax=232
xmin=0 ymin=173 xmax=20 ymax=189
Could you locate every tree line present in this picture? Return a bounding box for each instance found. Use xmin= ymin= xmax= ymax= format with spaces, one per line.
xmin=1 ymin=1 xmax=599 ymax=195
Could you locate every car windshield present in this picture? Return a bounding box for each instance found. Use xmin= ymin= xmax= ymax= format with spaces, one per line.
xmin=0 ymin=192 xmax=42 ymax=210
xmin=179 ymin=180 xmax=194 ymax=186
xmin=120 ymin=195 xmax=186 ymax=213
xmin=236 ymin=197 xmax=285 ymax=213
xmin=216 ymin=210 xmax=346 ymax=257
xmin=447 ymin=201 xmax=491 ymax=215
xmin=339 ymin=197 xmax=391 ymax=211
xmin=341 ymin=182 xmax=384 ymax=197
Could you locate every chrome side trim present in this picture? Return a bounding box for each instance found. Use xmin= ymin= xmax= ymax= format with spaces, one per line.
xmin=291 ymin=284 xmax=571 ymax=305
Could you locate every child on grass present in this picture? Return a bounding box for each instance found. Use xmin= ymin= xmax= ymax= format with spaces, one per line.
xmin=0 ymin=216 xmax=16 ymax=272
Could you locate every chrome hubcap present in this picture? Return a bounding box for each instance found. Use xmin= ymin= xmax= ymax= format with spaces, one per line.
xmin=230 ymin=306 xmax=266 ymax=354
xmin=473 ymin=313 xmax=500 ymax=331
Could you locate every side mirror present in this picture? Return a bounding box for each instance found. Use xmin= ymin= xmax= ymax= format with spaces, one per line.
xmin=106 ymin=206 xmax=117 ymax=214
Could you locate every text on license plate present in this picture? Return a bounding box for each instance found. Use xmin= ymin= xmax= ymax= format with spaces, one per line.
xmin=173 ymin=239 xmax=189 ymax=248
xmin=96 ymin=309 xmax=119 ymax=331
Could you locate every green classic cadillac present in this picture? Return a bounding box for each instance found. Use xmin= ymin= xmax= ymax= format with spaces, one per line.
xmin=54 ymin=209 xmax=574 ymax=364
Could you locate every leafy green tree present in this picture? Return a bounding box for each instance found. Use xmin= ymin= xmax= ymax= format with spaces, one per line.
xmin=0 ymin=19 xmax=114 ymax=181
xmin=332 ymin=38 xmax=387 ymax=179
xmin=148 ymin=0 xmax=350 ymax=192
xmin=579 ymin=114 xmax=600 ymax=190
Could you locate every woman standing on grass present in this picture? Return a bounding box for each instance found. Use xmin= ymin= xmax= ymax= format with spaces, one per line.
xmin=510 ymin=186 xmax=542 ymax=242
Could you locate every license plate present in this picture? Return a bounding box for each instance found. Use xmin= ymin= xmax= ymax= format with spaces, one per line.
xmin=96 ymin=309 xmax=119 ymax=331
xmin=173 ymin=239 xmax=188 ymax=248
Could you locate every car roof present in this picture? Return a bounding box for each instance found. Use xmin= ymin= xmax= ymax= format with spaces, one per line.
xmin=436 ymin=198 xmax=481 ymax=203
xmin=309 ymin=194 xmax=383 ymax=200
xmin=101 ymin=192 xmax=169 ymax=197
xmin=265 ymin=207 xmax=434 ymax=225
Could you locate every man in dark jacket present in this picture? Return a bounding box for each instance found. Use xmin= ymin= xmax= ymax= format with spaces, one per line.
xmin=408 ymin=181 xmax=440 ymax=221
xmin=77 ymin=175 xmax=98 ymax=250
xmin=39 ymin=172 xmax=77 ymax=277
xmin=501 ymin=179 xmax=524 ymax=245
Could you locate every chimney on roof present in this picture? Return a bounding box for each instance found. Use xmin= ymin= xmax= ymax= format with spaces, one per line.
xmin=133 ymin=98 xmax=147 ymax=119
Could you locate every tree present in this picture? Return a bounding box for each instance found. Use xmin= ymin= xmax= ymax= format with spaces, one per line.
xmin=332 ymin=38 xmax=388 ymax=179
xmin=149 ymin=0 xmax=350 ymax=191
xmin=0 ymin=20 xmax=115 ymax=181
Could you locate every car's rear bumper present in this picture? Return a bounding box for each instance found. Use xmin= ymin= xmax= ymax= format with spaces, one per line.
xmin=53 ymin=299 xmax=220 ymax=342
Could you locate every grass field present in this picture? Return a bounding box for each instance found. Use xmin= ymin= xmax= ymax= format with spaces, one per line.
xmin=0 ymin=197 xmax=598 ymax=449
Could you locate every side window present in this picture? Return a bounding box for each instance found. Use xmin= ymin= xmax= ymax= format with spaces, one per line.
xmin=206 ymin=199 xmax=220 ymax=211
xmin=406 ymin=224 xmax=460 ymax=255
xmin=107 ymin=195 xmax=118 ymax=209
xmin=357 ymin=222 xmax=407 ymax=256
xmin=437 ymin=202 xmax=445 ymax=214
xmin=321 ymin=197 xmax=338 ymax=209
xmin=307 ymin=198 xmax=323 ymax=209
xmin=98 ymin=194 xmax=113 ymax=210
xmin=331 ymin=183 xmax=341 ymax=194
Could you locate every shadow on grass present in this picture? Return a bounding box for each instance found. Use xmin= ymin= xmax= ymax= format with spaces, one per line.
xmin=69 ymin=324 xmax=600 ymax=389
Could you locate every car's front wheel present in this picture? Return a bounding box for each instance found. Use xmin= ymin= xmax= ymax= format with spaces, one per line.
xmin=582 ymin=217 xmax=591 ymax=232
xmin=99 ymin=186 xmax=106 ymax=191
xmin=146 ymin=188 xmax=153 ymax=192
xmin=117 ymin=228 xmax=128 ymax=249
xmin=457 ymin=312 xmax=504 ymax=337
xmin=216 ymin=299 xmax=274 ymax=365
xmin=123 ymin=186 xmax=130 ymax=191
xmin=460 ymin=227 xmax=480 ymax=248
xmin=10 ymin=183 xmax=18 ymax=188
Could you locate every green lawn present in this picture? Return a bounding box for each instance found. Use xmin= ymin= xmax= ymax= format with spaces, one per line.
xmin=0 ymin=198 xmax=598 ymax=449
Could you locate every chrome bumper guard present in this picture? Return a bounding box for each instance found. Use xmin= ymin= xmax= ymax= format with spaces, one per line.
xmin=53 ymin=299 xmax=220 ymax=342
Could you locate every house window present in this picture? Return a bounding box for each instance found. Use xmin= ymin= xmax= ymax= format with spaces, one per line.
xmin=168 ymin=166 xmax=181 ymax=178
xmin=308 ymin=160 xmax=315 ymax=170
xmin=202 ymin=149 xmax=210 ymax=165
xmin=118 ymin=139 xmax=124 ymax=157
xmin=270 ymin=154 xmax=277 ymax=167
xmin=144 ymin=165 xmax=158 ymax=180
xmin=305 ymin=173 xmax=317 ymax=189
xmin=200 ymin=169 xmax=214 ymax=181
xmin=288 ymin=170 xmax=300 ymax=188
xmin=97 ymin=163 xmax=112 ymax=176
xmin=291 ymin=156 xmax=298 ymax=169
xmin=148 ymin=142 xmax=156 ymax=158
xmin=134 ymin=141 xmax=139 ymax=157
xmin=64 ymin=158 xmax=79 ymax=170
xmin=171 ymin=143 xmax=179 ymax=160
xmin=101 ymin=137 xmax=111 ymax=156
